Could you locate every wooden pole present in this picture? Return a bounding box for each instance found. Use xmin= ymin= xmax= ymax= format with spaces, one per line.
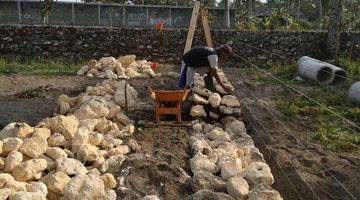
xmin=183 ymin=1 xmax=201 ymax=54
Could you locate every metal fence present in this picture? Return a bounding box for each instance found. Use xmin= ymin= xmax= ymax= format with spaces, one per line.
xmin=0 ymin=0 xmax=235 ymax=28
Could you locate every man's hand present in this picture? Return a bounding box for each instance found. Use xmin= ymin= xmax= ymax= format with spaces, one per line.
xmin=223 ymin=85 xmax=234 ymax=94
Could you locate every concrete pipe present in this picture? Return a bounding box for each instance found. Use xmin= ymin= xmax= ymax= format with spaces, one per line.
xmin=297 ymin=56 xmax=334 ymax=84
xmin=348 ymin=82 xmax=360 ymax=105
xmin=298 ymin=56 xmax=347 ymax=86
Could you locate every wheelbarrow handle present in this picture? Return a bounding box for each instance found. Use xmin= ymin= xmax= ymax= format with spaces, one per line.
xmin=145 ymin=85 xmax=156 ymax=101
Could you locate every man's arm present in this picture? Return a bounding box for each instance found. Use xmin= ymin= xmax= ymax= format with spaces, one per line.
xmin=207 ymin=54 xmax=233 ymax=94
xmin=208 ymin=68 xmax=233 ymax=94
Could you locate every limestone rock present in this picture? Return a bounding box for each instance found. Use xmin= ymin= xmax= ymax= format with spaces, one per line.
xmin=71 ymin=127 xmax=89 ymax=153
xmin=99 ymin=155 xmax=125 ymax=174
xmin=127 ymin=139 xmax=141 ymax=151
xmin=115 ymin=63 xmax=125 ymax=76
xmin=3 ymin=151 xmax=23 ymax=173
xmin=190 ymin=153 xmax=217 ymax=175
xmin=31 ymin=128 xmax=51 ymax=139
xmin=108 ymin=145 xmax=130 ymax=156
xmin=8 ymin=191 xmax=46 ymax=200
xmin=105 ymin=189 xmax=117 ymax=200
xmin=47 ymin=133 xmax=66 ymax=147
xmin=125 ymin=68 xmax=140 ymax=78
xmin=88 ymin=132 xmax=104 ymax=146
xmin=219 ymin=106 xmax=241 ymax=115
xmin=118 ymin=55 xmax=136 ymax=66
xmin=191 ymin=139 xmax=212 ymax=156
xmin=193 ymin=86 xmax=211 ymax=98
xmin=62 ymin=174 xmax=106 ymax=200
xmin=248 ymin=184 xmax=282 ymax=200
xmin=241 ymin=162 xmax=274 ymax=186
xmin=227 ymin=176 xmax=249 ymax=200
xmin=193 ymin=94 xmax=208 ymax=104
xmin=4 ymin=179 xmax=27 ymax=194
xmin=100 ymin=173 xmax=117 ymax=189
xmin=206 ymin=129 xmax=231 ymax=142
xmin=76 ymin=143 xmax=99 ymax=162
xmin=46 ymin=147 xmax=67 ymax=160
xmin=43 ymin=115 xmax=79 ymax=140
xmin=2 ymin=138 xmax=23 ymax=155
xmin=115 ymin=113 xmax=134 ymax=126
xmin=221 ymin=95 xmax=240 ymax=107
xmin=225 ymin=120 xmax=246 ymax=136
xmin=104 ymin=70 xmax=118 ymax=79
xmin=56 ymin=158 xmax=88 ymax=176
xmin=78 ymin=119 xmax=99 ymax=131
xmin=0 ymin=173 xmax=14 ymax=188
xmin=45 ymin=171 xmax=70 ymax=195
xmin=192 ymin=189 xmax=235 ymax=200
xmin=100 ymin=136 xmax=123 ymax=149
xmin=59 ymin=101 xmax=71 ymax=115
xmin=203 ymin=124 xmax=214 ymax=133
xmin=20 ymin=135 xmax=48 ymax=158
xmin=221 ymin=162 xmax=242 ymax=180
xmin=107 ymin=105 xmax=121 ymax=119
xmin=75 ymin=98 xmax=110 ymax=121
xmin=0 ymin=123 xmax=33 ymax=140
xmin=99 ymin=57 xmax=116 ymax=67
xmin=142 ymin=195 xmax=160 ymax=200
xmin=190 ymin=171 xmax=227 ymax=192
xmin=209 ymin=112 xmax=219 ymax=119
xmin=77 ymin=65 xmax=89 ymax=75
xmin=0 ymin=157 xmax=4 ymax=169
xmin=113 ymin=81 xmax=138 ymax=108
xmin=0 ymin=188 xmax=11 ymax=200
xmin=26 ymin=182 xmax=48 ymax=195
xmin=190 ymin=105 xmax=207 ymax=118
xmin=192 ymin=123 xmax=203 ymax=132
xmin=12 ymin=159 xmax=47 ymax=182
xmin=209 ymin=93 xmax=222 ymax=108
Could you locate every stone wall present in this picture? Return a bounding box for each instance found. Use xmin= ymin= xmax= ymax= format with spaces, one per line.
xmin=0 ymin=25 xmax=359 ymax=65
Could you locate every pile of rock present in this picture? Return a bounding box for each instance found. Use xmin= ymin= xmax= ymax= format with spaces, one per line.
xmin=188 ymin=72 xmax=282 ymax=200
xmin=190 ymin=72 xmax=241 ymax=120
xmin=77 ymin=55 xmax=160 ymax=79
xmin=0 ymin=79 xmax=141 ymax=199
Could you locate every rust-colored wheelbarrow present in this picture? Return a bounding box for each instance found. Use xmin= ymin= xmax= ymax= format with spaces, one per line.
xmin=145 ymin=85 xmax=190 ymax=122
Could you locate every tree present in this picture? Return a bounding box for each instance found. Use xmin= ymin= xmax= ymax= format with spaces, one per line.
xmin=327 ymin=0 xmax=342 ymax=59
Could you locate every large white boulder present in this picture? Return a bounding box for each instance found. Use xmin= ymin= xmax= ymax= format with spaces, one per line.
xmin=118 ymin=55 xmax=136 ymax=66
xmin=74 ymin=99 xmax=109 ymax=121
xmin=208 ymin=93 xmax=222 ymax=108
xmin=113 ymin=81 xmax=138 ymax=108
xmin=0 ymin=123 xmax=33 ymax=140
xmin=221 ymin=95 xmax=240 ymax=107
xmin=248 ymin=184 xmax=283 ymax=200
xmin=241 ymin=162 xmax=274 ymax=186
xmin=43 ymin=115 xmax=79 ymax=140
xmin=44 ymin=171 xmax=70 ymax=195
xmin=190 ymin=153 xmax=217 ymax=175
xmin=190 ymin=105 xmax=207 ymax=118
xmin=62 ymin=174 xmax=106 ymax=200
xmin=227 ymin=176 xmax=249 ymax=200
xmin=3 ymin=151 xmax=23 ymax=173
xmin=12 ymin=159 xmax=47 ymax=182
xmin=20 ymin=134 xmax=48 ymax=158
xmin=206 ymin=129 xmax=231 ymax=142
xmin=2 ymin=138 xmax=23 ymax=155
xmin=56 ymin=158 xmax=88 ymax=176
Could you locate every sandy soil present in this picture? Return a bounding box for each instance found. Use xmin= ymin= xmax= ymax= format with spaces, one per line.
xmin=223 ymin=67 xmax=360 ymax=200
xmin=117 ymin=126 xmax=193 ymax=199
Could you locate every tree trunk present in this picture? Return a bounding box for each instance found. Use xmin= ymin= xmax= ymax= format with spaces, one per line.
xmin=248 ymin=0 xmax=252 ymax=17
xmin=297 ymin=0 xmax=300 ymax=20
xmin=319 ymin=0 xmax=323 ymax=29
xmin=327 ymin=0 xmax=342 ymax=59
xmin=225 ymin=0 xmax=230 ymax=29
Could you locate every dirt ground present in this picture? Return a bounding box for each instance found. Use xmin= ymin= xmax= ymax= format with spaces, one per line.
xmin=117 ymin=126 xmax=193 ymax=199
xmin=223 ymin=67 xmax=360 ymax=200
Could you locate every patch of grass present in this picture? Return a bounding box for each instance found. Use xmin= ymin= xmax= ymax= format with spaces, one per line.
xmin=0 ymin=58 xmax=83 ymax=75
xmin=253 ymin=60 xmax=360 ymax=152
xmin=313 ymin=127 xmax=360 ymax=152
